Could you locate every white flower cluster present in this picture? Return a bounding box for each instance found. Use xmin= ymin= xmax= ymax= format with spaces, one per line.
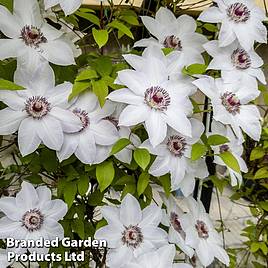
xmin=95 ymin=193 xmax=229 ymax=267
xmin=0 ymin=0 xmax=266 ymax=267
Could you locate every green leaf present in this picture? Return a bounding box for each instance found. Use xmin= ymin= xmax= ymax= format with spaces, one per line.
xmin=64 ymin=182 xmax=77 ymax=208
xmin=94 ymin=56 xmax=113 ymax=77
xmin=96 ymin=161 xmax=115 ymax=192
xmin=185 ymin=63 xmax=207 ymax=75
xmin=114 ymin=175 xmax=135 ymax=186
xmin=0 ymin=0 xmax=13 ymax=11
xmin=250 ymin=147 xmax=265 ymax=161
xmin=119 ymin=15 xmax=139 ymax=26
xmin=91 ymin=79 xmax=108 ymax=107
xmin=137 ymin=172 xmax=150 ymax=196
xmin=40 ymin=149 xmax=58 ymax=172
xmin=134 ymin=148 xmax=150 ymax=170
xmin=121 ymin=184 xmax=136 ymax=199
xmin=78 ymin=175 xmax=89 ymax=196
xmin=210 ymin=175 xmax=228 ymax=194
xmin=191 ymin=143 xmax=207 ymax=160
xmin=24 ymin=174 xmax=43 ymax=184
xmin=250 ymin=242 xmax=260 ymax=253
xmin=0 ymin=79 xmax=24 ymax=90
xmin=159 ymin=174 xmax=171 ymax=197
xmin=76 ymin=69 xmax=98 ymax=81
xmin=92 ymin=28 xmax=109 ymax=49
xmin=88 ymin=190 xmax=104 ymax=206
xmin=219 ymin=151 xmax=240 ymax=173
xmin=254 ymin=167 xmax=268 ymax=179
xmin=108 ymin=20 xmax=134 ymax=39
xmin=203 ymin=23 xmax=218 ymax=32
xmin=259 ymin=201 xmax=268 ymax=211
xmin=110 ymin=138 xmax=131 ymax=155
xmin=207 ymin=135 xmax=229 ymax=146
xmin=75 ymin=11 xmax=100 ymax=26
xmin=69 ymin=81 xmax=89 ymax=99
xmin=71 ymin=218 xmax=85 ymax=239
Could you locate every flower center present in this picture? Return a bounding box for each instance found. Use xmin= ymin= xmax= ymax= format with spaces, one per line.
xmin=105 ymin=116 xmax=120 ymax=130
xmin=195 ymin=220 xmax=209 ymax=239
xmin=163 ymin=35 xmax=182 ymax=51
xmin=231 ymin=48 xmax=251 ymax=69
xmin=25 ymin=96 xmax=51 ymax=119
xmin=227 ymin=2 xmax=250 ymax=23
xmin=170 ymin=212 xmax=182 ymax=232
xmin=20 ymin=25 xmax=47 ymax=48
xmin=221 ymin=92 xmax=241 ymax=115
xmin=121 ymin=225 xmax=143 ymax=249
xmin=73 ymin=108 xmax=89 ymax=131
xmin=167 ymin=135 xmax=187 ymax=157
xmin=144 ymin=86 xmax=171 ymax=111
xmin=21 ymin=209 xmax=44 ymax=232
xmin=219 ymin=144 xmax=230 ymax=153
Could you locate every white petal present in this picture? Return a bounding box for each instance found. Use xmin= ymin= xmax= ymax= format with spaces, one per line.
xmin=236 ymin=105 xmax=261 ymax=141
xmin=108 ymin=88 xmax=143 ymax=105
xmin=50 ymin=107 xmax=82 ymax=133
xmin=0 ymin=39 xmax=24 ymax=60
xmin=14 ymin=0 xmax=42 ymax=27
xmin=75 ymin=131 xmax=96 ymax=164
xmin=16 ymin=181 xmax=39 ymax=210
xmin=48 ymin=82 xmax=73 ymax=108
xmin=140 ymin=16 xmax=164 ymax=40
xmin=40 ymin=38 xmax=75 ymax=66
xmin=198 ymin=7 xmax=224 ymax=23
xmin=57 ymin=134 xmax=79 ymax=162
xmin=149 ymin=156 xmax=170 ymax=177
xmin=42 ymin=199 xmax=67 ymax=221
xmin=0 ymin=6 xmax=21 ymax=38
xmin=119 ymin=105 xmax=149 ymax=127
xmin=116 ymin=70 xmax=149 ymax=95
xmin=0 ymin=197 xmax=23 ymax=221
xmin=60 ymin=0 xmax=82 ymax=15
xmin=0 ymin=108 xmax=26 ymax=135
xmin=196 ymin=240 xmax=214 ymax=266
xmin=165 ymin=109 xmax=192 ymax=137
xmin=177 ymin=14 xmax=197 ymax=33
xmin=36 ymin=186 xmax=51 ymax=205
xmin=139 ymin=204 xmax=162 ymax=228
xmin=18 ymin=117 xmax=42 ymax=156
xmin=41 ymin=22 xmax=62 ymax=40
xmin=91 ymin=120 xmax=118 ymax=145
xmin=145 ymin=111 xmax=167 ymax=147
xmin=155 ymin=7 xmax=176 ymax=24
xmin=212 ymin=244 xmax=230 ymax=266
xmin=178 ymin=174 xmax=195 ymax=196
xmin=94 ymin=225 xmax=122 ymax=248
xmin=120 ymin=194 xmax=142 ymax=226
xmin=101 ymin=206 xmax=123 ymax=227
xmin=142 ymin=227 xmax=168 ymax=246
xmin=36 ymin=115 xmax=64 ymax=151
xmin=43 ymin=218 xmax=65 ymax=240
xmin=0 ymin=217 xmax=22 ymax=239
xmin=218 ymin=22 xmax=236 ymax=47
xmin=107 ymin=246 xmax=133 ymax=268
xmin=134 ymin=37 xmax=160 ymax=48
xmin=115 ymin=148 xmax=132 ymax=164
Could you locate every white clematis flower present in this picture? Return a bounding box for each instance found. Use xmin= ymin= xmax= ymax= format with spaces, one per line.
xmin=204 ymin=40 xmax=266 ymax=89
xmin=0 ymin=181 xmax=68 ymax=254
xmin=135 ymin=7 xmax=207 ymax=65
xmin=57 ymin=92 xmax=119 ymax=164
xmin=108 ymin=46 xmax=193 ymax=147
xmin=125 ymin=244 xmax=192 ymax=268
xmin=199 ymin=0 xmax=267 ymax=51
xmin=104 ymin=101 xmax=141 ymax=164
xmin=175 ymin=159 xmax=209 ymax=197
xmin=94 ymin=194 xmax=168 ymax=268
xmin=193 ymin=76 xmax=261 ymax=141
xmin=0 ymin=0 xmax=75 ymax=71
xmin=210 ymin=120 xmax=248 ymax=186
xmin=181 ymin=197 xmax=229 ymax=267
xmin=44 ymin=0 xmax=83 ymax=16
xmin=160 ymin=193 xmax=194 ymax=257
xmin=0 ymin=63 xmax=82 ymax=156
xmin=140 ymin=119 xmax=204 ymax=190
